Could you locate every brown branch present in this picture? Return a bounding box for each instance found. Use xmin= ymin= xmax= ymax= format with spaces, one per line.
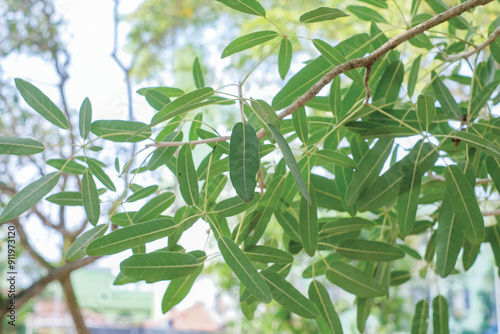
xmin=60 ymin=274 xmax=90 ymax=334
xmin=442 ymin=26 xmax=500 ymax=61
xmin=483 ymin=210 xmax=500 ymax=216
xmin=364 ymin=64 xmax=373 ymax=105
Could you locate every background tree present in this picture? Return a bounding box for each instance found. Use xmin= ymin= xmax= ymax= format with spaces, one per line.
xmin=2 ymin=0 xmax=500 ymax=333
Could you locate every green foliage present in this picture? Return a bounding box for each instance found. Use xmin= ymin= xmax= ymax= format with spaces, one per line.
xmin=3 ymin=0 xmax=500 ymax=332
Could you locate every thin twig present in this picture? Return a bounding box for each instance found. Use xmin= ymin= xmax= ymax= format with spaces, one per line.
xmin=483 ymin=209 xmax=500 ymax=216
xmin=149 ymin=136 xmax=231 ymax=148
xmin=364 ymin=64 xmax=373 ymax=105
xmin=442 ymin=26 xmax=500 ymax=62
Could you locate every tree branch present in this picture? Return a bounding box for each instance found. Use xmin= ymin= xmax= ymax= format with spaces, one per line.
xmin=442 ymin=26 xmax=500 ymax=62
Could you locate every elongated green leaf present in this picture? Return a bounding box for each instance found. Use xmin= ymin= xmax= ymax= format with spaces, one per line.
xmin=397 ymin=171 xmax=422 ymax=236
xmin=431 ymin=72 xmax=461 ymax=119
xmin=216 ymin=0 xmax=266 ymax=16
xmin=326 ymin=261 xmax=385 ymax=298
xmin=126 ymin=185 xmax=158 ymax=203
xmin=360 ymin=0 xmax=388 ymax=8
xmin=433 ymin=296 xmax=449 ymax=334
xmin=417 ymin=95 xmax=436 ymax=130
xmin=250 ymin=99 xmax=280 ymax=140
xmin=273 ymin=56 xmax=333 ymax=110
xmin=268 ymin=123 xmax=311 ymax=203
xmin=91 ymin=120 xmax=152 ymax=142
xmin=0 ymin=136 xmax=45 ymax=155
xmin=300 ymin=184 xmax=318 ymax=256
xmin=244 ymin=245 xmax=293 ymax=264
xmin=310 ymin=174 xmax=345 ymax=211
xmin=445 ymin=165 xmax=484 ymax=244
xmin=345 ymin=138 xmax=394 ymax=206
xmin=87 ymin=217 xmax=176 ymax=256
xmin=189 ymin=113 xmax=203 ymax=141
xmin=313 ymin=39 xmax=363 ymax=87
xmin=162 ymin=265 xmax=203 ymax=313
xmin=222 ymin=31 xmax=279 ymax=58
xmin=408 ymin=55 xmax=421 ymax=99
xmin=489 ymin=19 xmax=500 ymax=64
xmin=320 ymin=218 xmax=374 ymax=237
xmin=82 ymin=169 xmax=100 ymax=225
xmin=303 ymin=254 xmax=342 ymax=278
xmin=87 ymin=159 xmax=116 ymax=192
xmin=46 ymin=192 xmax=83 ymax=206
xmin=137 ymin=86 xmax=184 ymax=97
xmin=121 ymin=251 xmax=201 ymax=281
xmin=133 ymin=192 xmax=175 ymax=223
xmin=315 ymin=150 xmax=358 ymax=169
xmin=148 ymin=132 xmax=183 ymax=171
xmin=309 ymin=280 xmax=343 ymax=334
xmin=214 ymin=193 xmax=260 ymax=217
xmin=390 ymin=270 xmax=411 ymax=286
xmin=436 ymin=193 xmax=463 ymax=277
xmin=47 ymin=159 xmax=86 ymax=174
xmin=14 ymin=78 xmax=69 ymax=130
xmin=411 ymin=300 xmax=429 ymax=334
xmin=0 ymin=172 xmax=60 ymax=223
xmin=357 ymin=298 xmax=373 ymax=333
xmin=275 ymin=210 xmax=301 ymax=242
xmin=278 ymin=38 xmax=292 ymax=79
xmin=218 ymin=236 xmax=272 ymax=303
xmin=177 ymin=144 xmax=199 ymax=206
xmin=292 ymin=107 xmax=308 ymax=145
xmin=336 ymin=239 xmax=405 ymax=261
xmin=145 ymin=90 xmax=171 ymax=111
xmin=486 ymin=156 xmax=500 ymax=191
xmin=330 ymin=77 xmax=342 ymax=120
xmin=487 ymin=223 xmax=500 ymax=274
xmin=110 ymin=212 xmax=136 ymax=227
xmin=229 ymin=122 xmax=260 ymax=202
xmin=452 ymin=131 xmax=500 ymax=160
xmin=300 ymin=7 xmax=348 ymax=23
xmin=346 ymin=5 xmax=386 ymax=23
xmin=65 ymin=224 xmax=108 ymax=261
xmin=373 ymin=60 xmax=404 ymax=104
xmin=192 ymin=57 xmax=205 ymax=89
xmin=261 ymin=269 xmax=318 ymax=319
xmin=462 ymin=238 xmax=480 ymax=270
xmin=79 ymin=97 xmax=92 ymax=139
xmin=470 ymin=81 xmax=498 ymax=118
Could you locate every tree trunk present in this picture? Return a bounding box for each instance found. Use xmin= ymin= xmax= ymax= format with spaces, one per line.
xmin=59 ymin=274 xmax=90 ymax=334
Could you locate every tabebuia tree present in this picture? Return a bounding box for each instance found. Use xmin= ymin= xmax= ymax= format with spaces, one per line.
xmin=2 ymin=0 xmax=500 ymax=332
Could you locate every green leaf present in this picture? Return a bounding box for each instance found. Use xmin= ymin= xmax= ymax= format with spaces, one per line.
xmin=313 ymin=39 xmax=363 ymax=87
xmin=222 ymin=31 xmax=279 ymax=58
xmin=462 ymin=238 xmax=480 ymax=270
xmin=320 ymin=217 xmax=374 ymax=237
xmin=126 ymin=185 xmax=159 ymax=203
xmin=0 ymin=136 xmax=45 ymax=155
xmin=470 ymin=81 xmax=498 ymax=118
xmin=303 ymin=254 xmax=342 ymax=278
xmin=292 ymin=107 xmax=308 ymax=145
xmin=299 ymin=7 xmax=348 ymax=23
xmin=145 ymin=90 xmax=171 ymax=111
xmin=408 ymin=55 xmax=422 ymax=99
xmin=250 ymin=99 xmax=280 ymax=140
xmin=373 ymin=60 xmax=404 ymax=104
xmin=431 ymin=72 xmax=461 ymax=119
xmin=330 ymin=77 xmax=342 ymax=120
xmin=0 ymin=172 xmax=60 ymax=223
xmin=390 ymin=270 xmax=411 ymax=286
xmin=411 ymin=300 xmax=429 ymax=334
xmin=336 ymin=239 xmax=405 ymax=261
xmin=261 ymin=269 xmax=319 ymax=319
xmin=416 ymin=95 xmax=436 ymax=130
xmin=300 ymin=184 xmax=318 ymax=256
xmin=278 ymin=38 xmax=292 ymax=80
xmin=268 ymin=123 xmax=311 ymax=204
xmin=87 ymin=159 xmax=116 ymax=192
xmin=229 ymin=122 xmax=260 ymax=202
xmin=275 ymin=210 xmax=301 ymax=242
xmin=309 ymin=280 xmax=343 ymax=334
xmin=192 ymin=57 xmax=205 ymax=89
xmin=14 ymin=78 xmax=69 ymax=130
xmin=359 ymin=0 xmax=388 ymax=8
xmin=148 ymin=132 xmax=183 ymax=171
xmin=489 ymin=19 xmax=500 ymax=65
xmin=433 ymin=296 xmax=449 ymax=334
xmin=65 ymin=224 xmax=108 ymax=261
xmin=214 ymin=193 xmax=260 ymax=217
xmin=486 ymin=156 xmax=500 ymax=191
xmin=445 ymin=165 xmax=484 ymax=244
xmin=217 ymin=236 xmax=272 ymax=303
xmin=46 ymin=192 xmax=83 ymax=206
xmin=120 ymin=252 xmax=201 ymax=281
xmin=397 ymin=171 xmax=422 ymax=236
xmin=315 ymin=150 xmax=358 ymax=169
xmin=82 ymin=169 xmax=100 ymax=226
xmin=346 ymin=5 xmax=387 ymax=23
xmin=272 ymin=56 xmax=333 ymax=110
xmin=311 ymin=174 xmax=345 ymax=212
xmin=244 ymin=245 xmax=293 ymax=264
xmin=326 ymin=261 xmax=385 ymax=298
xmin=133 ymin=192 xmax=175 ymax=223
xmin=189 ymin=113 xmax=203 ymax=141
xmin=87 ymin=217 xmax=177 ymax=256
xmin=357 ymin=298 xmax=373 ymax=333
xmin=452 ymin=131 xmax=500 ymax=160
xmin=216 ymin=0 xmax=266 ymax=16
xmin=136 ymin=86 xmax=184 ymax=98
xmin=47 ymin=159 xmax=86 ymax=175
xmin=91 ymin=120 xmax=152 ymax=142
xmin=79 ymin=97 xmax=92 ymax=140
xmin=177 ymin=144 xmax=200 ymax=206
xmin=162 ymin=265 xmax=203 ymax=313
xmin=110 ymin=212 xmax=136 ymax=227
xmin=345 ymin=138 xmax=394 ymax=206
xmin=436 ymin=193 xmax=463 ymax=277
